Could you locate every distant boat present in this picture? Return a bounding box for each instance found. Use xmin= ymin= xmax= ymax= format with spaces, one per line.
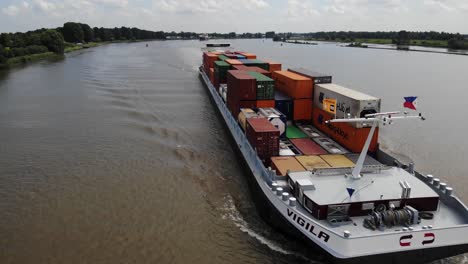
xmin=199 ymin=34 xmax=209 ymax=41
xmin=146 ymin=44 xmax=148 ymax=47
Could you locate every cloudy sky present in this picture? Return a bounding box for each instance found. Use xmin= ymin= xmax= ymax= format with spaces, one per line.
xmin=1 ymin=0 xmax=468 ymax=33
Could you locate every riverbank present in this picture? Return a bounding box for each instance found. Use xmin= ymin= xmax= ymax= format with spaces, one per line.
xmin=1 ymin=42 xmax=113 ymax=68
xmin=296 ymin=38 xmax=454 ymax=49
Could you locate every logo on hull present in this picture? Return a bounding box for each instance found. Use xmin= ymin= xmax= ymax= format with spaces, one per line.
xmin=400 ymin=233 xmax=435 ymax=247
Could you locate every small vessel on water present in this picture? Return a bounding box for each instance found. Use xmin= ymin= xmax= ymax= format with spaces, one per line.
xmin=199 ymin=34 xmax=209 ymax=41
xmin=199 ymin=44 xmax=468 ymax=263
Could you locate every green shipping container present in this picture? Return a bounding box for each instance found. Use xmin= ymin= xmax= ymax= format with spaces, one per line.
xmin=239 ymin=59 xmax=269 ymax=70
xmin=214 ymin=61 xmax=231 ymax=83
xmin=218 ymin=55 xmax=229 ymax=61
xmin=286 ymin=125 xmax=308 ymax=139
xmin=247 ymin=71 xmax=275 ymax=100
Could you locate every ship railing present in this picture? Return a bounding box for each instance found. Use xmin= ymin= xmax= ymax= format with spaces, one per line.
xmin=313 ymin=165 xmax=390 ymax=176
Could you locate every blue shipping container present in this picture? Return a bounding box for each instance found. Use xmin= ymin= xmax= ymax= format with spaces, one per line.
xmin=275 ymin=91 xmax=294 ymax=120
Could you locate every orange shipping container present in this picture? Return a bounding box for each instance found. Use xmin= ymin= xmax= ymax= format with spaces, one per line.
xmin=209 ymin=68 xmax=214 ymax=84
xmin=256 ymin=100 xmax=275 ymax=108
xmin=236 ymin=51 xmax=257 ymax=59
xmin=293 ymin=99 xmax=312 ymax=121
xmin=271 ymin=156 xmax=306 ymax=176
xmin=264 ymin=60 xmax=282 ymax=72
xmin=225 ymin=59 xmax=243 ymax=65
xmin=203 ymin=52 xmax=219 ymax=72
xmin=272 ymin=71 xmax=313 ymax=99
xmin=312 ymin=107 xmax=379 ymax=153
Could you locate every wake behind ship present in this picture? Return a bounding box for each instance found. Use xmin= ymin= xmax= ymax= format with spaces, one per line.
xmin=198 ymin=44 xmax=468 ymax=264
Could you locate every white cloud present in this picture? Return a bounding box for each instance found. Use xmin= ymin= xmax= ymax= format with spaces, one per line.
xmin=2 ymin=5 xmax=20 ymax=16
xmin=155 ymin=0 xmax=269 ymax=14
xmin=93 ymin=0 xmax=128 ymax=8
xmin=0 ymin=0 xmax=467 ymax=33
xmin=32 ymin=0 xmax=57 ymax=12
xmin=287 ymin=0 xmax=320 ymax=18
xmin=424 ymin=0 xmax=468 ymax=12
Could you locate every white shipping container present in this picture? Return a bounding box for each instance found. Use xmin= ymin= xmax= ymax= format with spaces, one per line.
xmin=313 ymin=83 xmax=381 ymax=128
xmin=257 ymin=108 xmax=286 ymax=136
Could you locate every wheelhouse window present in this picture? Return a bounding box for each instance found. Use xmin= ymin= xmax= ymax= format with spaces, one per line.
xmin=304 ymin=196 xmax=314 ymax=213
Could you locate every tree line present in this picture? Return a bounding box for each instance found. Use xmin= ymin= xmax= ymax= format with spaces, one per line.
xmin=2 ymin=24 xmax=468 ymax=65
xmin=274 ymin=31 xmax=467 ymax=49
xmin=58 ymin=22 xmax=165 ymax=43
xmin=0 ymin=22 xmax=167 ymax=64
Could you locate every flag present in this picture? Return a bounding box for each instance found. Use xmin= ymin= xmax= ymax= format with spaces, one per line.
xmin=323 ymin=98 xmax=337 ymax=114
xmin=346 ymin=187 xmax=355 ymax=197
xmin=404 ymin=96 xmax=417 ymax=110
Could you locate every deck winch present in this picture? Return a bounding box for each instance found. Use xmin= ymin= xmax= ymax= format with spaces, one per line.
xmin=363 ymin=205 xmax=420 ymax=230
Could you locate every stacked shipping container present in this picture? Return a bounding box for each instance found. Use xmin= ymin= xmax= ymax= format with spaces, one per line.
xmin=214 ymin=61 xmax=231 ymax=88
xmin=246 ymin=118 xmax=280 ymax=164
xmin=226 ymin=70 xmax=256 ymax=116
xmin=288 ymin=68 xmax=332 ymax=84
xmin=312 ymin=107 xmax=379 ymax=153
xmin=233 ymin=65 xmax=271 ymax=78
xmin=203 ymin=50 xmax=382 ymax=172
xmin=272 ymin=71 xmax=313 ymax=121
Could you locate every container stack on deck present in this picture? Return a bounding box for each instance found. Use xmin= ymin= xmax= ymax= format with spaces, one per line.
xmin=203 ymin=50 xmax=381 ymax=172
xmin=246 ymin=118 xmax=280 ymax=165
xmin=272 ymin=71 xmax=313 ymax=121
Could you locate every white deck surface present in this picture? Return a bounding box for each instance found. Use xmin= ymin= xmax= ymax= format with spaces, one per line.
xmin=291 ymin=167 xmax=438 ymax=206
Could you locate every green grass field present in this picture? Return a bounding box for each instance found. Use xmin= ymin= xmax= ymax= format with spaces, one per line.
xmin=1 ymin=42 xmax=107 ymax=68
xmin=4 ymin=52 xmax=57 ymax=66
xmin=64 ymin=42 xmax=104 ymax=52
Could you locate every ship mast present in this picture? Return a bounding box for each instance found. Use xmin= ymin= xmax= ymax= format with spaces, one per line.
xmin=326 ymin=111 xmax=425 ymax=179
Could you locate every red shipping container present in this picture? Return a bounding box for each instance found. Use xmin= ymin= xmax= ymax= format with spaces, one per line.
xmin=293 ymin=99 xmax=312 ymax=120
xmin=264 ymin=60 xmax=282 ymax=72
xmin=240 ymin=100 xmax=257 ymax=109
xmin=272 ymin=71 xmax=313 ymax=99
xmin=228 ymin=101 xmax=257 ymax=117
xmin=256 ymin=100 xmax=275 ymax=108
xmin=227 ymin=70 xmax=256 ymax=100
xmin=233 ymin=65 xmax=271 ymax=78
xmin=227 ymin=71 xmax=257 ymax=116
xmin=246 ymin=118 xmax=280 ymax=163
xmin=312 ymin=107 xmax=379 ymax=153
xmin=290 ymin=138 xmax=327 ymax=155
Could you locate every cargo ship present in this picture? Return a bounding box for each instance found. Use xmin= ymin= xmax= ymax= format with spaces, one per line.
xmin=198 ymin=45 xmax=468 ymax=264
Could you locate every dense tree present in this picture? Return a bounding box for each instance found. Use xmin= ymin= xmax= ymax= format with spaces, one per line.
xmin=0 ymin=44 xmax=6 ymax=63
xmin=0 ymin=33 xmax=12 ymax=47
xmin=40 ymin=29 xmax=64 ymax=54
xmin=80 ymin=23 xmax=94 ymax=42
xmin=63 ymin=22 xmax=84 ymax=43
xmin=448 ymin=34 xmax=467 ymax=49
xmin=265 ymin=31 xmax=275 ymax=38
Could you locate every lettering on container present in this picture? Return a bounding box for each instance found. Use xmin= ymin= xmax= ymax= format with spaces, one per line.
xmin=318 ymin=114 xmax=349 ymax=140
xmin=319 ymin=93 xmax=350 ymax=114
xmin=287 ymin=209 xmax=330 ymax=243
xmin=336 ymin=102 xmax=351 ymax=115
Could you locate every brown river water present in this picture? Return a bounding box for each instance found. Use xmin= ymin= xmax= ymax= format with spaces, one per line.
xmin=1 ymin=39 xmax=468 ymax=264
